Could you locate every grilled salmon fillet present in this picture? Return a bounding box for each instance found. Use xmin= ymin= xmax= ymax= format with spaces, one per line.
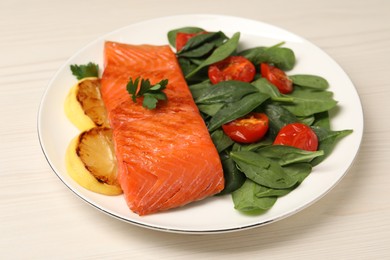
xmin=101 ymin=41 xmax=224 ymax=215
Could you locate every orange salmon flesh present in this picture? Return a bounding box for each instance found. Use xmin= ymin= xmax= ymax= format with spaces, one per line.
xmin=101 ymin=41 xmax=224 ymax=215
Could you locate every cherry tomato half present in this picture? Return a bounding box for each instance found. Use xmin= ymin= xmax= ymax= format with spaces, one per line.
xmin=273 ymin=123 xmax=318 ymax=151
xmin=175 ymin=32 xmax=206 ymax=52
xmin=208 ymin=56 xmax=256 ymax=84
xmin=222 ymin=113 xmax=269 ymax=143
xmin=260 ymin=63 xmax=293 ymax=94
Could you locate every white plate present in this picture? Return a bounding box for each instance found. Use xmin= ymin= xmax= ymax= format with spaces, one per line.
xmin=38 ymin=14 xmax=363 ymax=234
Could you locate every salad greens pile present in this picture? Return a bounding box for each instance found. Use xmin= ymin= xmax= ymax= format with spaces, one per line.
xmin=167 ymin=27 xmax=353 ymax=214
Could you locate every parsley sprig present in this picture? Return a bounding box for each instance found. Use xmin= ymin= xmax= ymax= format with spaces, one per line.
xmin=70 ymin=62 xmax=99 ymax=80
xmin=126 ymin=77 xmax=168 ymax=110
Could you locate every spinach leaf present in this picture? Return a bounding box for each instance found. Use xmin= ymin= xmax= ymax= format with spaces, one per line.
xmin=178 ymin=31 xmax=228 ymax=57
xmin=232 ymin=179 xmax=277 ymax=212
xmin=196 ymin=80 xmax=258 ymax=104
xmin=313 ymin=111 xmax=331 ymax=129
xmin=255 ymin=184 xmax=292 ymax=198
xmin=256 ymin=163 xmax=312 ymax=198
xmin=186 ymin=32 xmax=240 ymax=79
xmin=179 ymin=42 xmax=215 ymax=58
xmin=197 ymin=103 xmax=224 ymax=117
xmin=211 ymin=129 xmax=234 ymax=153
xmin=189 ymin=80 xmax=212 ymax=100
xmin=290 ymin=74 xmax=329 ymax=90
xmin=282 ymin=87 xmax=337 ymax=117
xmin=252 ymin=78 xmax=294 ymax=103
xmin=233 ymin=138 xmax=274 ymax=152
xmin=311 ymin=126 xmax=353 ymax=166
xmin=255 ymin=145 xmax=324 ymax=166
xmin=239 ymin=44 xmax=296 ymax=71
xmin=167 ymin=27 xmax=205 ymax=48
xmin=218 ymin=153 xmax=246 ymax=195
xmin=298 ymin=115 xmax=316 ymax=126
xmin=265 ymin=103 xmax=299 ymax=138
xmin=208 ymin=92 xmax=270 ymax=131
xmin=283 ymin=163 xmax=312 ymax=183
xmin=178 ymin=57 xmax=198 ymax=78
xmin=230 ymin=151 xmax=298 ymax=189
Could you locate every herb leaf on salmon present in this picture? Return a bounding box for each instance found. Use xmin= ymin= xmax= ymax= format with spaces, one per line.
xmin=126 ymin=77 xmax=168 ymax=110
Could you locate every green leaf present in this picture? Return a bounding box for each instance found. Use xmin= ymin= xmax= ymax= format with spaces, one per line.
xmin=265 ymin=104 xmax=299 ymax=138
xmin=126 ymin=77 xmax=140 ymax=103
xmin=142 ymin=94 xmax=158 ymax=110
xmin=252 ymin=78 xmax=294 ymax=102
xmin=178 ymin=31 xmax=228 ymax=57
xmin=232 ymin=179 xmax=277 ymax=212
xmin=255 ymin=163 xmax=312 ymax=198
xmin=195 ymin=80 xmax=258 ymax=104
xmin=125 ymin=77 xmax=169 ymax=110
xmin=197 ymin=103 xmax=225 ymax=117
xmin=283 ymin=87 xmax=338 ymax=117
xmin=311 ymin=127 xmax=353 ymax=166
xmin=230 ymin=151 xmax=298 ymax=189
xmin=210 ymin=129 xmax=234 ymax=153
xmin=207 ymin=92 xmax=270 ymax=132
xmin=70 ymin=62 xmax=99 ymax=80
xmin=239 ymin=44 xmax=296 ymax=71
xmin=189 ymin=80 xmax=212 ymax=99
xmin=186 ymin=32 xmax=240 ymax=78
xmin=218 ymin=153 xmax=246 ymax=195
xmin=290 ymin=74 xmax=329 ymax=89
xmin=167 ymin=27 xmax=205 ymax=48
xmin=255 ymin=145 xmax=324 ymax=166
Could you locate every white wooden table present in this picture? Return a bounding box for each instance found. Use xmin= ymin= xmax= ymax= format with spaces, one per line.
xmin=1 ymin=0 xmax=389 ymax=258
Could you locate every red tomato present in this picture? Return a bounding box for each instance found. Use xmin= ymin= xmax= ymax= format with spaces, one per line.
xmin=273 ymin=123 xmax=318 ymax=151
xmin=222 ymin=113 xmax=269 ymax=143
xmin=260 ymin=63 xmax=293 ymax=94
xmin=208 ymin=56 xmax=256 ymax=84
xmin=176 ymin=32 xmax=206 ymax=52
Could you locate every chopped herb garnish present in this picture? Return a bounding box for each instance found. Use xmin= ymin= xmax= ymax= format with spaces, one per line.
xmin=126 ymin=77 xmax=168 ymax=110
xmin=70 ymin=62 xmax=99 ymax=80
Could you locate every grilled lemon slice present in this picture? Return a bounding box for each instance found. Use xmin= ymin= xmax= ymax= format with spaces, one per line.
xmin=64 ymin=77 xmax=109 ymax=131
xmin=65 ymin=127 xmax=122 ymax=195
